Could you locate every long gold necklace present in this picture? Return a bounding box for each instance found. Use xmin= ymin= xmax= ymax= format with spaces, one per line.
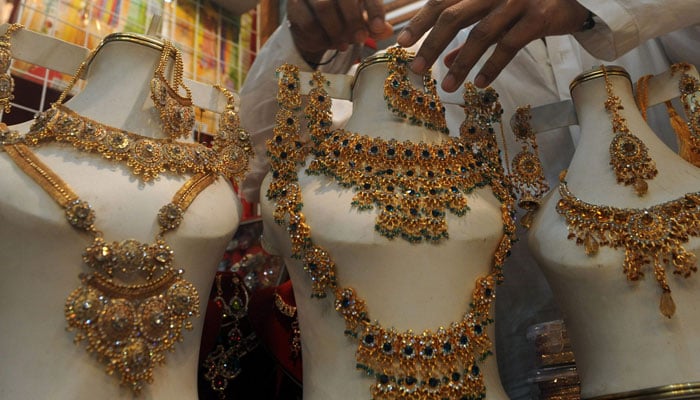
xmin=2 ymin=143 xmax=215 ymax=393
xmin=556 ymin=173 xmax=700 ymax=318
xmin=267 ymin=64 xmax=515 ymax=400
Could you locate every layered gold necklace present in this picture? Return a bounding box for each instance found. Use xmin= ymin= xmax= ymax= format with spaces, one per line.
xmin=267 ymin=64 xmax=515 ymax=399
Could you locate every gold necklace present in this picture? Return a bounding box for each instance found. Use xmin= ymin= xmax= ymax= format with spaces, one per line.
xmin=3 ymin=143 xmax=215 ymax=393
xmin=267 ymin=64 xmax=516 ymax=400
xmin=303 ymin=69 xmax=503 ymax=243
xmin=556 ymin=175 xmax=700 ymax=318
xmin=20 ymin=104 xmax=237 ymax=181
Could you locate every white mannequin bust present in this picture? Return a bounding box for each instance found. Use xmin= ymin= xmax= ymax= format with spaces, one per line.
xmin=260 ymin=57 xmax=510 ymax=399
xmin=0 ymin=30 xmax=241 ymax=399
xmin=528 ymin=65 xmax=700 ymax=398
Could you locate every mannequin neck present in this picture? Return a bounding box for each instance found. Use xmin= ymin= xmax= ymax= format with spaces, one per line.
xmin=344 ymin=60 xmax=448 ymax=143
xmin=62 ymin=37 xmax=190 ymax=142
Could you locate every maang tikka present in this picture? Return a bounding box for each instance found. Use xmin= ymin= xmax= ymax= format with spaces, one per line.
xmin=383 ymin=46 xmax=448 ymax=134
xmin=602 ymin=65 xmax=657 ymax=195
xmin=150 ymin=40 xmax=196 ymax=140
xmin=509 ymin=105 xmax=549 ymax=229
xmin=0 ymin=23 xmax=23 ymax=114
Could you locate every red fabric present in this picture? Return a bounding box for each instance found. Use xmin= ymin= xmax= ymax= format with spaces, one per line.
xmin=248 ymin=280 xmax=303 ymax=383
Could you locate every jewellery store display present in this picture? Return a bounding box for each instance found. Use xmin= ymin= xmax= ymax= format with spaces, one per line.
xmin=382 ymin=46 xmax=448 ymax=134
xmin=306 ymin=58 xmax=493 ymax=243
xmin=602 ymin=65 xmax=658 ymax=196
xmin=267 ymin=63 xmax=516 ymax=399
xmin=2 ymin=143 xmax=214 ymax=393
xmin=0 ymin=23 xmax=22 ymax=113
xmin=509 ymin=105 xmax=549 ymax=229
xmin=150 ymin=40 xmax=196 ymax=140
xmin=556 ymin=172 xmax=700 ymax=318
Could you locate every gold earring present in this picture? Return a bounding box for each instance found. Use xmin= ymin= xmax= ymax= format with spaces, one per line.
xmin=602 ymin=65 xmax=657 ymax=196
xmin=509 ymin=105 xmax=549 ymax=229
xmin=149 ymin=40 xmax=195 ymax=140
xmin=383 ymin=46 xmax=448 ymax=134
xmin=0 ymin=24 xmax=23 ymax=114
xmin=212 ymin=84 xmax=254 ymax=182
xmin=635 ymin=64 xmax=700 ymax=167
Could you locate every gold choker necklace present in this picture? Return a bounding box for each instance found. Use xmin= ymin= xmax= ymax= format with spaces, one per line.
xmin=267 ymin=64 xmax=516 ymax=400
xmin=3 ymin=143 xmax=214 ymax=393
xmin=19 ymin=105 xmax=248 ymax=182
xmin=556 ymin=176 xmax=700 ymax=318
xmin=303 ymin=70 xmax=503 ymax=243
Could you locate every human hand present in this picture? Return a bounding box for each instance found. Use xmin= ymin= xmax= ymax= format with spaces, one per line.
xmin=396 ymin=0 xmax=590 ymax=91
xmin=287 ymin=0 xmax=394 ymax=66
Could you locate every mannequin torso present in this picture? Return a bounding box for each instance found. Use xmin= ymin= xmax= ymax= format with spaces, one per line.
xmin=260 ymin=59 xmax=511 ymax=399
xmin=528 ymin=66 xmax=700 ymax=398
xmin=0 ymin=35 xmax=241 ymax=399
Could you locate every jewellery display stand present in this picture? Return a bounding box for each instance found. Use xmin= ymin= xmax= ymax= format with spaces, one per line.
xmin=527 ymin=66 xmax=700 ymax=399
xmin=0 ymin=30 xmax=242 ymax=399
xmin=260 ymin=56 xmax=511 ymax=399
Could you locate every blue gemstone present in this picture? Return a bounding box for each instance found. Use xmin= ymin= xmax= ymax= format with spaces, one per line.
xmin=280 ymin=151 xmax=287 ymax=159
xmin=355 ymin=143 xmax=363 ymax=151
xmin=422 ymin=150 xmax=430 ymax=158
xmin=392 ymin=79 xmax=399 ymax=88
xmin=410 ymin=208 xmax=418 ymax=216
xmin=452 ymin=372 xmax=461 ymax=382
xmin=405 ymin=376 xmax=417 ymax=385
xmin=341 ymin=298 xmax=351 ymax=308
xmin=404 ymin=149 xmax=413 ymax=157
xmin=429 ymin=101 xmax=436 ymax=110
xmin=401 ymin=89 xmax=409 ymax=97
xmin=474 ymin=325 xmax=483 ymax=335
xmin=287 ymin=83 xmax=296 ymax=90
xmin=308 ymin=262 xmax=317 ymax=271
xmin=387 ymin=148 xmax=396 ymax=156
xmin=428 ymin=377 xmax=439 ymax=387
xmin=382 ymin=342 xmax=392 ymax=353
xmin=387 ymin=185 xmax=394 ymax=192
xmin=432 ymin=209 xmax=441 ymax=217
xmin=386 ymin=205 xmax=394 ymax=212
xmin=484 ymin=288 xmax=492 ymax=297
xmin=406 ymin=170 xmax=414 ymax=177
xmin=416 ymin=96 xmax=424 ymax=104
xmin=437 ymin=149 xmax=445 ymax=158
xmin=386 ymin=169 xmax=394 ymax=175
xmin=363 ymin=183 xmax=371 ymax=190
xmin=275 ymin=135 xmax=282 ymax=143
xmin=428 ymin=171 xmax=435 ymax=178
xmin=403 ymin=346 xmax=414 ymax=356
xmin=423 ymin=346 xmax=434 ymax=357
xmin=365 ymin=166 xmax=373 ymax=172
xmin=317 ymin=95 xmax=325 ymax=102
xmin=333 ymin=150 xmax=340 ymax=157
xmin=442 ymin=342 xmax=452 ymax=353
xmin=370 ymin=146 xmax=379 ymax=154
xmin=364 ymin=334 xmax=375 ymax=345
xmin=460 ymin=335 xmax=469 ymax=345
xmin=379 ymin=374 xmax=389 ymax=384
xmin=472 ymin=365 xmax=480 ymax=376
xmin=451 ymin=186 xmax=459 ymax=193
xmin=286 ymin=118 xmax=294 ymax=125
xmin=342 ymin=139 xmax=349 ymax=146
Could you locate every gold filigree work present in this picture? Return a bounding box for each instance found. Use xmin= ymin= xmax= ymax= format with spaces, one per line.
xmin=18 ymin=104 xmax=251 ymax=182
xmin=602 ymin=65 xmax=657 ymax=196
xmin=383 ymin=46 xmax=448 ymax=134
xmin=266 ymin=63 xmax=516 ymax=400
xmin=0 ymin=23 xmax=22 ymax=113
xmin=3 ymin=143 xmax=216 ymax=393
xmin=556 ymin=176 xmax=700 ymax=318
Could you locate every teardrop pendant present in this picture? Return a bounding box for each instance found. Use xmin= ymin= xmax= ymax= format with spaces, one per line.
xmin=659 ymin=291 xmax=676 ymax=318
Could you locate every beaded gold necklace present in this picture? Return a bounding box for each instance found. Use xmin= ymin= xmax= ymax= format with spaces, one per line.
xmin=267 ymin=64 xmax=515 ymax=400
xmin=304 ymin=61 xmax=502 ymax=243
xmin=2 ymin=143 xmax=215 ymax=393
xmin=556 ymin=174 xmax=700 ymax=318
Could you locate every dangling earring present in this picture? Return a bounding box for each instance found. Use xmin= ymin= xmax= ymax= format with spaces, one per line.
xmin=0 ymin=23 xmax=23 ymax=114
xmin=509 ymin=105 xmax=549 ymax=229
xmin=149 ymin=40 xmax=195 ymax=140
xmin=635 ymin=63 xmax=700 ymax=167
xmin=383 ymin=46 xmax=448 ymax=134
xmin=212 ymin=84 xmax=254 ymax=182
xmin=602 ymin=65 xmax=657 ymax=196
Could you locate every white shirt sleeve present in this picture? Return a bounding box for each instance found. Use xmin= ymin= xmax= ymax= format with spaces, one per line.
xmin=238 ymin=21 xmax=359 ymax=202
xmin=573 ymin=0 xmax=700 ymax=60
